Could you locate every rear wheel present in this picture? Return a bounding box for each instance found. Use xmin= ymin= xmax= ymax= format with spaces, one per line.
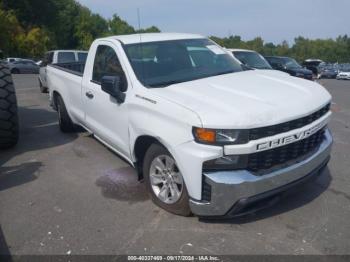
xmin=0 ymin=64 xmax=19 ymax=149
xmin=56 ymin=95 xmax=75 ymax=133
xmin=143 ymin=143 xmax=191 ymax=216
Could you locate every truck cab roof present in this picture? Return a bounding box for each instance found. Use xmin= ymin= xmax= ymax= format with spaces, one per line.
xmin=106 ymin=33 xmax=204 ymax=45
xmin=228 ymin=48 xmax=256 ymax=53
xmin=46 ymin=50 xmax=88 ymax=53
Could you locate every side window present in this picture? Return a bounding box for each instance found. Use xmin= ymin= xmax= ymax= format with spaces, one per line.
xmin=267 ymin=57 xmax=278 ymax=66
xmin=78 ymin=52 xmax=88 ymax=62
xmin=57 ymin=52 xmax=75 ymax=63
xmin=48 ymin=52 xmax=54 ymax=64
xmin=44 ymin=52 xmax=53 ymax=65
xmin=92 ymin=45 xmax=125 ymax=83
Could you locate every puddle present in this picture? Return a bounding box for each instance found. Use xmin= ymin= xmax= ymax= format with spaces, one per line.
xmin=96 ymin=167 xmax=149 ymax=203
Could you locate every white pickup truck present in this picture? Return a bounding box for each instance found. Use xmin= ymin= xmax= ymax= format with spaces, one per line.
xmin=47 ymin=33 xmax=333 ymax=217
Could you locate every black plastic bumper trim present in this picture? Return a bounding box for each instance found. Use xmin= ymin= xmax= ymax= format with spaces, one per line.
xmin=224 ymin=155 xmax=330 ymax=218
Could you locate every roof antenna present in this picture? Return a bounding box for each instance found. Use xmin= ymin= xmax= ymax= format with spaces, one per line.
xmin=137 ymin=8 xmax=142 ymax=32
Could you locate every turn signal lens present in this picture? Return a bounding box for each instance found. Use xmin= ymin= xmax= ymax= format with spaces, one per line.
xmin=193 ymin=127 xmax=245 ymax=145
xmin=194 ymin=128 xmax=216 ymax=143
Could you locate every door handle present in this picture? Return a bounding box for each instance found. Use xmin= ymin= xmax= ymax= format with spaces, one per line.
xmin=85 ymin=91 xmax=94 ymax=99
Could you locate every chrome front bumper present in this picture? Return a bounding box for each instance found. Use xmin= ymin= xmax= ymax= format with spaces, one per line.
xmin=189 ymin=129 xmax=333 ymax=217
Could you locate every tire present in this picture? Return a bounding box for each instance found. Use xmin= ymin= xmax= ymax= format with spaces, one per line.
xmin=0 ymin=64 xmax=19 ymax=149
xmin=56 ymin=95 xmax=75 ymax=133
xmin=11 ymin=68 xmax=20 ymax=74
xmin=39 ymin=79 xmax=48 ymax=93
xmin=143 ymin=143 xmax=191 ymax=216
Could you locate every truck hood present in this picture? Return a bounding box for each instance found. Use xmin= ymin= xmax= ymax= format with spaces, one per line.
xmin=151 ymin=70 xmax=331 ymax=129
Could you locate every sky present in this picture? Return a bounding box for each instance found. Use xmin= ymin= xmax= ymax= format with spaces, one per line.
xmin=77 ymin=0 xmax=349 ymax=44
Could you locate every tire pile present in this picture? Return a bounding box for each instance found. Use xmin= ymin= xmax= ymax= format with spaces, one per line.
xmin=0 ymin=63 xmax=19 ymax=149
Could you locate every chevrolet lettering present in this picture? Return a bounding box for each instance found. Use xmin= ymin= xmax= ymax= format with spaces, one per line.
xmin=256 ymin=121 xmax=325 ymax=151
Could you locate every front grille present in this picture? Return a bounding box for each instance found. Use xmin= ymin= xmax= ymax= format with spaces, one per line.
xmin=249 ymin=103 xmax=330 ymax=141
xmin=247 ymin=128 xmax=326 ymax=173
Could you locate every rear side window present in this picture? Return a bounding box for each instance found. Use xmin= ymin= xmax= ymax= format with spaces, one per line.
xmin=92 ymin=45 xmax=124 ymax=83
xmin=57 ymin=52 xmax=75 ymax=63
xmin=44 ymin=52 xmax=54 ymax=65
xmin=78 ymin=52 xmax=88 ymax=62
xmin=48 ymin=52 xmax=54 ymax=64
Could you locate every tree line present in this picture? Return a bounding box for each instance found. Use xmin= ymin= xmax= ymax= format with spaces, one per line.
xmin=1 ymin=0 xmax=349 ymax=63
xmin=0 ymin=0 xmax=160 ymax=58
xmin=210 ymin=35 xmax=350 ymax=63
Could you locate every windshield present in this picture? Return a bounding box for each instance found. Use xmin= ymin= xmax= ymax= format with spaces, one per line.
xmin=124 ymin=38 xmax=242 ymax=87
xmin=282 ymin=57 xmax=302 ymax=69
xmin=233 ymin=51 xmax=272 ymax=69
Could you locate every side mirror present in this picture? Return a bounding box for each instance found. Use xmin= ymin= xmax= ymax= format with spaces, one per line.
xmin=241 ymin=64 xmax=253 ymax=71
xmin=101 ymin=75 xmax=126 ymax=103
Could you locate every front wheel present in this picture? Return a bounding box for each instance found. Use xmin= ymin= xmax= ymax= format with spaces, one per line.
xmin=143 ymin=144 xmax=191 ymax=216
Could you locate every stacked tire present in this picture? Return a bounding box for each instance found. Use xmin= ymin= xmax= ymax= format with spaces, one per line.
xmin=0 ymin=63 xmax=19 ymax=149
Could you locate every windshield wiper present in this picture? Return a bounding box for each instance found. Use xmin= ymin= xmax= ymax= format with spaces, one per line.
xmin=214 ymin=70 xmax=236 ymax=76
xmin=148 ymin=70 xmax=237 ymax=88
xmin=149 ymin=80 xmax=185 ymax=88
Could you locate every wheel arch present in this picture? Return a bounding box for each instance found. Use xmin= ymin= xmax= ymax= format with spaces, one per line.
xmin=133 ymin=135 xmax=163 ymax=180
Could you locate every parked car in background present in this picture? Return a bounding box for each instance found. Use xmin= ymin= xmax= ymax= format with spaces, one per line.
xmin=265 ymin=56 xmax=313 ymax=80
xmin=318 ymin=65 xmax=338 ymax=79
xmin=5 ymin=57 xmax=22 ymax=63
xmin=337 ymin=67 xmax=350 ymax=80
xmin=8 ymin=59 xmax=40 ymax=74
xmin=39 ymin=50 xmax=88 ymax=93
xmin=302 ymin=59 xmax=324 ymax=76
xmin=229 ymin=49 xmax=272 ymax=70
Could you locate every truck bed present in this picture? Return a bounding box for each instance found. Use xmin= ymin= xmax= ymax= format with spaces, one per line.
xmin=49 ymin=62 xmax=85 ymax=76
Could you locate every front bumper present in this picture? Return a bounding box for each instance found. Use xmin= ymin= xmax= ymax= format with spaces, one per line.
xmin=189 ymin=129 xmax=333 ymax=217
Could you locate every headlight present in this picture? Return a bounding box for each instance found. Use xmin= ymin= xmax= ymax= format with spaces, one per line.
xmin=192 ymin=127 xmax=248 ymax=145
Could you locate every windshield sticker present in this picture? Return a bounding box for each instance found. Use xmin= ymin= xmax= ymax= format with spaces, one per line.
xmin=206 ymin=45 xmax=226 ymax=55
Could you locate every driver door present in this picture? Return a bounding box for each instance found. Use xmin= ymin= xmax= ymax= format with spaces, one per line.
xmin=82 ymin=42 xmax=131 ymax=160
